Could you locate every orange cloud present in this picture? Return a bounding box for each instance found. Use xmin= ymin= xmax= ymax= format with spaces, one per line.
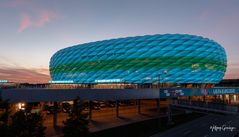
xmin=3 ymin=0 xmax=59 ymax=32
xmin=17 ymin=10 xmax=58 ymax=32
xmin=18 ymin=14 xmax=31 ymax=32
xmin=36 ymin=11 xmax=50 ymax=27
xmin=36 ymin=10 xmax=57 ymax=27
xmin=0 ymin=67 xmax=50 ymax=83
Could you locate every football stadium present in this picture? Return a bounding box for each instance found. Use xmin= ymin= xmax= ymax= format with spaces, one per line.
xmin=49 ymin=34 xmax=227 ymax=88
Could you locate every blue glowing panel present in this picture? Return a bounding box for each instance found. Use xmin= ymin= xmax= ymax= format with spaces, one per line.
xmin=50 ymin=34 xmax=227 ymax=84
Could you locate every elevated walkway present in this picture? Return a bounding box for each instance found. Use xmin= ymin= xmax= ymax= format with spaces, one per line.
xmin=2 ymin=87 xmax=239 ymax=103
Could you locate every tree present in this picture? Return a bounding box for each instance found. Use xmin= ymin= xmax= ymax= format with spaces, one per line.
xmin=0 ymin=100 xmax=11 ymax=137
xmin=0 ymin=100 xmax=46 ymax=137
xmin=0 ymin=100 xmax=10 ymax=124
xmin=10 ymin=109 xmax=46 ymax=137
xmin=63 ymin=97 xmax=89 ymax=137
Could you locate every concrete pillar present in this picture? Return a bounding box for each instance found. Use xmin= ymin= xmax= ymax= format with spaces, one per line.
xmin=53 ymin=102 xmax=58 ymax=127
xmin=188 ymin=96 xmax=191 ymax=105
xmin=89 ymin=101 xmax=92 ymax=120
xmin=116 ymin=100 xmax=119 ymax=117
xmin=138 ymin=99 xmax=141 ymax=114
xmin=156 ymin=99 xmax=160 ymax=113
xmin=167 ymin=99 xmax=174 ymax=125
xmin=222 ymin=95 xmax=225 ymax=104
xmin=229 ymin=95 xmax=232 ymax=104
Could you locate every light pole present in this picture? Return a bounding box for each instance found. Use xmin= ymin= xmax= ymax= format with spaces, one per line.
xmin=157 ymin=74 xmax=161 ymax=113
xmin=157 ymin=70 xmax=168 ymax=114
xmin=156 ymin=73 xmax=161 ymax=129
xmin=167 ymin=92 xmax=174 ymax=125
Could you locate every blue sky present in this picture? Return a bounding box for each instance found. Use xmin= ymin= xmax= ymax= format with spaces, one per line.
xmin=0 ymin=0 xmax=239 ymax=83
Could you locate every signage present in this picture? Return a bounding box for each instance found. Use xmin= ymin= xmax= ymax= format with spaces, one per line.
xmin=209 ymin=88 xmax=237 ymax=95
xmin=48 ymin=80 xmax=74 ymax=84
xmin=0 ymin=80 xmax=8 ymax=83
xmin=160 ymin=88 xmax=239 ymax=98
xmin=161 ymin=89 xmax=185 ymax=97
xmin=95 ymin=79 xmax=122 ymax=83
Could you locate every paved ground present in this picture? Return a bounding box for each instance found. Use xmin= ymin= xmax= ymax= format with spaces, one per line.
xmin=151 ymin=114 xmax=239 ymax=137
xmin=44 ymin=100 xmax=168 ymax=137
xmin=44 ymin=110 xmax=164 ymax=137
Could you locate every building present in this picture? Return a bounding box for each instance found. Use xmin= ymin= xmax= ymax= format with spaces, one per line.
xmin=50 ymin=34 xmax=227 ymax=88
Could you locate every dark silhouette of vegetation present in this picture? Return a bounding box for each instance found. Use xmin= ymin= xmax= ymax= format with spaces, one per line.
xmin=0 ymin=99 xmax=10 ymax=124
xmin=0 ymin=100 xmax=11 ymax=137
xmin=10 ymin=110 xmax=46 ymax=137
xmin=63 ymin=97 xmax=89 ymax=137
xmin=0 ymin=100 xmax=46 ymax=137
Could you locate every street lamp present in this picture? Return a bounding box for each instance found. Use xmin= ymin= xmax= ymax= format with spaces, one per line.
xmin=157 ymin=73 xmax=161 ymax=113
xmin=157 ymin=70 xmax=168 ymax=114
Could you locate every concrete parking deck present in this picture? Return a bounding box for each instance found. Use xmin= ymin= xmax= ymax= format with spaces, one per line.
xmin=44 ymin=110 xmax=162 ymax=137
xmin=43 ymin=101 xmax=170 ymax=137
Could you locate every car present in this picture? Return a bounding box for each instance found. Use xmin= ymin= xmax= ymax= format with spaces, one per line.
xmin=62 ymin=102 xmax=71 ymax=113
xmin=90 ymin=101 xmax=101 ymax=110
xmin=45 ymin=105 xmax=61 ymax=114
xmin=98 ymin=101 xmax=106 ymax=108
xmin=107 ymin=101 xmax=116 ymax=108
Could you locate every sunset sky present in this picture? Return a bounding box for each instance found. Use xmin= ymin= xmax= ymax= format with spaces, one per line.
xmin=0 ymin=0 xmax=239 ymax=83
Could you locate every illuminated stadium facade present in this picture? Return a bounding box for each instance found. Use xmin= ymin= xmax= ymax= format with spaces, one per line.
xmin=49 ymin=34 xmax=227 ymax=87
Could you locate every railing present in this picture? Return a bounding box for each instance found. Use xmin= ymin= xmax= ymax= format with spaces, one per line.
xmin=173 ymin=99 xmax=239 ymax=113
